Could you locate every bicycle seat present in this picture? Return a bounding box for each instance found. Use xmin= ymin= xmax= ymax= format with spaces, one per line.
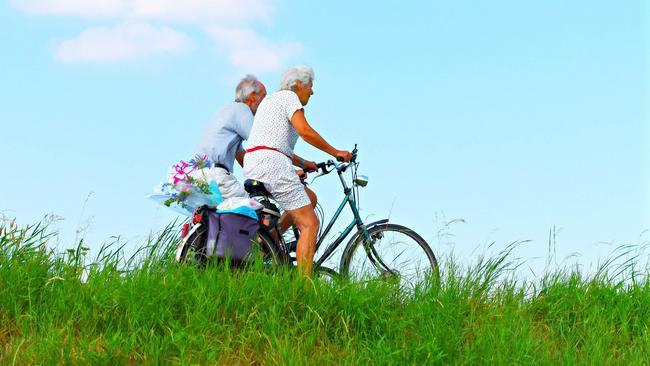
xmin=244 ymin=179 xmax=281 ymax=218
xmin=244 ymin=179 xmax=272 ymax=197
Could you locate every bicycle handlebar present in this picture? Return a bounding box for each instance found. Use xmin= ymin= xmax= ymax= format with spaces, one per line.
xmin=310 ymin=146 xmax=358 ymax=183
xmin=335 ymin=144 xmax=358 ymax=163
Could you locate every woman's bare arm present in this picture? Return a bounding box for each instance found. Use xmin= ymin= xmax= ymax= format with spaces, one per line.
xmin=290 ymin=109 xmax=338 ymax=157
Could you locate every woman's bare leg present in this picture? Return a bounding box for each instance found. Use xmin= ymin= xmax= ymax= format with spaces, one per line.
xmin=279 ymin=187 xmax=318 ymax=233
xmin=286 ymin=204 xmax=319 ymax=277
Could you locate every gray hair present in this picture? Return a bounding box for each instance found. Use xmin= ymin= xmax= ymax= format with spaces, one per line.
xmin=235 ymin=74 xmax=262 ymax=102
xmin=279 ymin=66 xmax=314 ymax=91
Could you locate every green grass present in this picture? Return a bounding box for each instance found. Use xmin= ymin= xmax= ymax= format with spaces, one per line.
xmin=1 ymin=220 xmax=649 ymax=365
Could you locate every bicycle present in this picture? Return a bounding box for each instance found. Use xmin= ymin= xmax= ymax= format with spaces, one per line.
xmin=177 ymin=146 xmax=439 ymax=287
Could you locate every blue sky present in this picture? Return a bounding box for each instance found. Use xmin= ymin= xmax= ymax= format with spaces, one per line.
xmin=1 ymin=1 xmax=647 ymax=274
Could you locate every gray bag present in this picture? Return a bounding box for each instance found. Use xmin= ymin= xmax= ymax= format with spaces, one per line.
xmin=205 ymin=212 xmax=259 ymax=262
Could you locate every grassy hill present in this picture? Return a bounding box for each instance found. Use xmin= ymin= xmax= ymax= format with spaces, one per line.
xmin=1 ymin=220 xmax=649 ymax=365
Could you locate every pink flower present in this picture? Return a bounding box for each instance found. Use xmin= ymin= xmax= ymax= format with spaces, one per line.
xmin=175 ymin=181 xmax=192 ymax=193
xmin=172 ymin=160 xmax=195 ymax=184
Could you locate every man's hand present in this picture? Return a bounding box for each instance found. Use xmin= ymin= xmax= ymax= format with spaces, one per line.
xmin=335 ymin=150 xmax=353 ymax=163
xmin=296 ymin=169 xmax=308 ymax=181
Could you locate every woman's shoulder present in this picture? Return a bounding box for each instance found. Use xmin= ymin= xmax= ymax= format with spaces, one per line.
xmin=256 ymin=90 xmax=301 ymax=120
xmin=268 ymin=90 xmax=299 ymax=102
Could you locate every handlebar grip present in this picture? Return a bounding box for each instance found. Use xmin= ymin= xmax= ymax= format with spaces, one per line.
xmin=336 ymin=157 xmax=344 ymax=162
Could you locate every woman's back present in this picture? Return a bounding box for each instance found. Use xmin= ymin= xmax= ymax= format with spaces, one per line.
xmin=247 ymin=90 xmax=303 ymax=157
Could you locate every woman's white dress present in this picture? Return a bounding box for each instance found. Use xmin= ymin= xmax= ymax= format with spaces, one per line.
xmin=243 ymin=90 xmax=311 ymax=211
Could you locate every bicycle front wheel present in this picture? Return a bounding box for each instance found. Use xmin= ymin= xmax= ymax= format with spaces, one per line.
xmin=339 ymin=223 xmax=439 ymax=288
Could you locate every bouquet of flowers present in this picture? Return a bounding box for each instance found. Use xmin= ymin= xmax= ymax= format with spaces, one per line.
xmin=149 ymin=155 xmax=222 ymax=216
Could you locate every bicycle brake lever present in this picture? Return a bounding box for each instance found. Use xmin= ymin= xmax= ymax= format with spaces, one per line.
xmin=310 ymin=160 xmax=335 ymax=184
xmin=309 ymin=172 xmax=326 ymax=185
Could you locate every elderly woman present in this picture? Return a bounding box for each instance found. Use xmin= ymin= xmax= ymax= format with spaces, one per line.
xmin=243 ymin=66 xmax=351 ymax=276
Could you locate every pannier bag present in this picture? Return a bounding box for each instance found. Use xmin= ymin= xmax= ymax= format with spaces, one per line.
xmin=206 ymin=211 xmax=259 ymax=262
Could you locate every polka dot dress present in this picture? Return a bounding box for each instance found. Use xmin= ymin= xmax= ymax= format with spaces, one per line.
xmin=243 ymin=90 xmax=311 ymax=211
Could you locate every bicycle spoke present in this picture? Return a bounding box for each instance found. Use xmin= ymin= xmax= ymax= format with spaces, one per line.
xmin=342 ymin=224 xmax=438 ymax=290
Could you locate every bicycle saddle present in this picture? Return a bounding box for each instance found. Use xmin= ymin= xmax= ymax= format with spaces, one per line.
xmin=244 ymin=179 xmax=281 ymax=218
xmin=244 ymin=179 xmax=271 ymax=197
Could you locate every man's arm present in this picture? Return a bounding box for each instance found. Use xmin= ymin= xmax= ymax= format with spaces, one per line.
xmin=235 ymin=149 xmax=245 ymax=168
xmin=234 ymin=107 xmax=254 ymax=168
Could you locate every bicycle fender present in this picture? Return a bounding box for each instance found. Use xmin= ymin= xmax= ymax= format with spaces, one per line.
xmin=175 ymin=223 xmax=202 ymax=262
xmin=341 ymin=219 xmax=389 ymax=254
xmin=338 ymin=219 xmax=389 ymax=273
xmin=359 ymin=219 xmax=389 ymax=234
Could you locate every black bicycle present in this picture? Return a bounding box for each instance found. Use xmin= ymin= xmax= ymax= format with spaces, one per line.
xmin=177 ymin=146 xmax=439 ymax=287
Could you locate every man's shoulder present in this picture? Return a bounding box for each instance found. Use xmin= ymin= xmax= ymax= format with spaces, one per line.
xmin=216 ymin=101 xmax=250 ymax=114
xmin=214 ymin=102 xmax=252 ymax=122
xmin=232 ymin=101 xmax=252 ymax=113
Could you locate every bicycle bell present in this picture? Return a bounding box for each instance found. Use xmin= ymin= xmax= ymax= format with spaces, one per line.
xmin=354 ymin=175 xmax=369 ymax=187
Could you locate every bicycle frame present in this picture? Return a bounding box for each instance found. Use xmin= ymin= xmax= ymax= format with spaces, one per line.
xmin=254 ymin=148 xmax=397 ymax=274
xmin=311 ymin=165 xmax=371 ymax=268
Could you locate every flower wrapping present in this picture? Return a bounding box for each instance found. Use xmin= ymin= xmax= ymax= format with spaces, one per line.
xmin=148 ymin=155 xmax=221 ymax=216
xmin=148 ymin=155 xmax=262 ymax=218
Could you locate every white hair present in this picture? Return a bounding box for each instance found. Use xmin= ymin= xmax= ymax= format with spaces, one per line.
xmin=235 ymin=74 xmax=262 ymax=102
xmin=279 ymin=66 xmax=314 ymax=91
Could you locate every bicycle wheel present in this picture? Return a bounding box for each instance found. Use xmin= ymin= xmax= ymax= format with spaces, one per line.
xmin=314 ymin=265 xmax=341 ymax=284
xmin=339 ymin=223 xmax=439 ymax=289
xmin=176 ymin=224 xmax=208 ymax=265
xmin=249 ymin=229 xmax=285 ymax=269
xmin=176 ymin=226 xmax=284 ymax=269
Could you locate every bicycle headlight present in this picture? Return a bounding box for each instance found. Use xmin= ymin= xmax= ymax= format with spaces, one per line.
xmin=354 ymin=175 xmax=368 ymax=187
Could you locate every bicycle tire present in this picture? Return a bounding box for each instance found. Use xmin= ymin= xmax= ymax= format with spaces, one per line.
xmin=250 ymin=229 xmax=286 ymax=269
xmin=339 ymin=223 xmax=439 ymax=287
xmin=314 ymin=265 xmax=340 ymax=283
xmin=176 ymin=226 xmax=285 ymax=268
xmin=176 ymin=224 xmax=208 ymax=265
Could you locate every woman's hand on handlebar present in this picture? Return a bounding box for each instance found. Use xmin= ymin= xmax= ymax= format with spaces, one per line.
xmin=335 ymin=150 xmax=353 ymax=163
xmin=303 ymin=160 xmax=319 ymax=173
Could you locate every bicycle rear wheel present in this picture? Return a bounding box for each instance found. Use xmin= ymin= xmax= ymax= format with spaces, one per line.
xmin=339 ymin=223 xmax=439 ymax=289
xmin=176 ymin=226 xmax=284 ymax=269
xmin=176 ymin=224 xmax=208 ymax=265
xmin=250 ymin=229 xmax=286 ymax=269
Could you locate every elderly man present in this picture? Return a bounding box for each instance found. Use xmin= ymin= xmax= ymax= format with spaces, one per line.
xmin=196 ymin=75 xmax=267 ymax=199
xmin=244 ymin=66 xmax=352 ymax=276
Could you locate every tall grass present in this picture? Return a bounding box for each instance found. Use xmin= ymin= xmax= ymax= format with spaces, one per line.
xmin=1 ymin=220 xmax=649 ymax=364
